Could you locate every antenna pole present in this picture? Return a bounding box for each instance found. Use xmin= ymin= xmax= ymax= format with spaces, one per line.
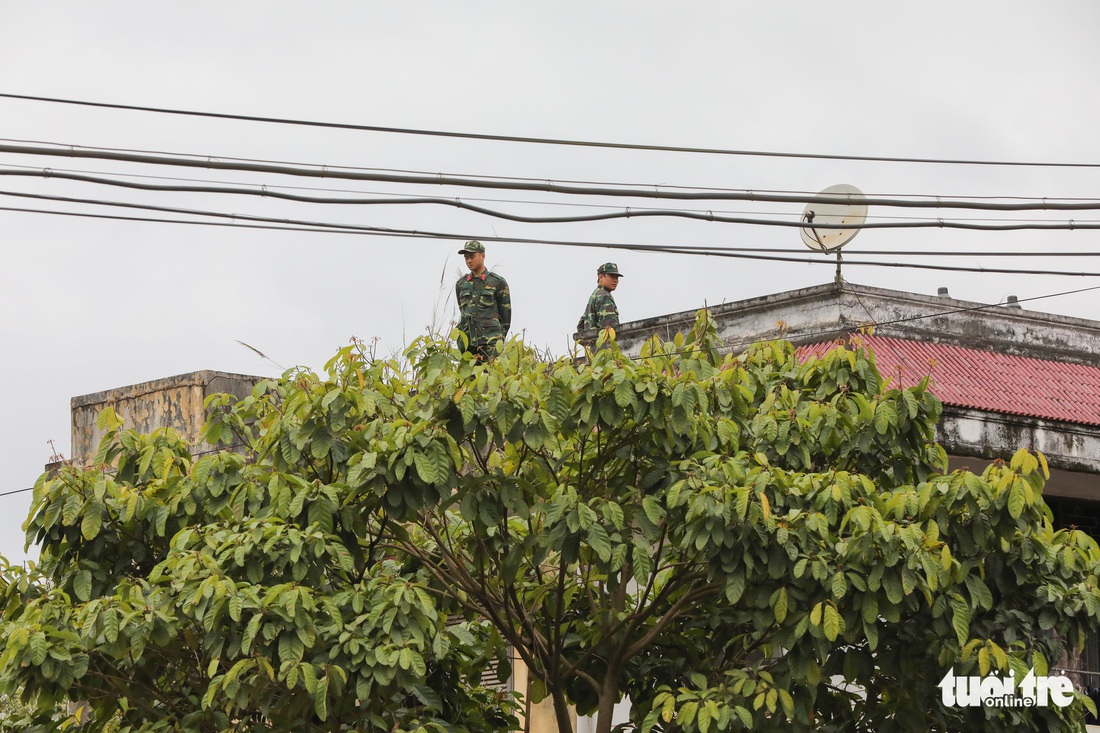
xmin=835 ymin=251 xmax=843 ymax=283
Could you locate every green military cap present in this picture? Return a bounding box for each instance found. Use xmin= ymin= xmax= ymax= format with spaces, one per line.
xmin=458 ymin=240 xmax=486 ymax=254
xmin=598 ymin=262 xmax=624 ymax=277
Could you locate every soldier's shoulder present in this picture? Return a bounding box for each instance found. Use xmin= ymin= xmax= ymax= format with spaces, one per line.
xmin=486 ymin=270 xmax=509 ymax=285
xmin=589 ymin=286 xmax=611 ymax=300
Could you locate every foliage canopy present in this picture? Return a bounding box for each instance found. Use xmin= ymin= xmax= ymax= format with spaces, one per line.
xmin=3 ymin=313 xmax=1099 ymax=732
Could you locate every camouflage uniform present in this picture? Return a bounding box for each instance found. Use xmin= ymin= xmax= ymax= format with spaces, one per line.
xmin=578 ymin=286 xmax=619 ymax=331
xmin=455 ymin=242 xmax=511 ymax=359
xmin=576 ymin=262 xmax=623 ymax=333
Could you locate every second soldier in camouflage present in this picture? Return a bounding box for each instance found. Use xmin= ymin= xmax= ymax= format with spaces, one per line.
xmin=577 ymin=262 xmax=623 ymax=335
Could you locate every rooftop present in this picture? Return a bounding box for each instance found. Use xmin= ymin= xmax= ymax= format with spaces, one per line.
xmin=799 ymin=336 xmax=1100 ymax=427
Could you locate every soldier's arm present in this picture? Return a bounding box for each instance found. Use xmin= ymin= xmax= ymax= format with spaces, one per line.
xmin=578 ymin=292 xmax=596 ymax=332
xmin=455 ymin=280 xmax=471 ymax=342
xmin=498 ymin=279 xmax=512 ymax=336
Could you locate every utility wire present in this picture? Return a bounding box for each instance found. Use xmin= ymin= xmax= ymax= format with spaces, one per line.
xmin=12 ymin=182 xmax=1100 ymax=256
xmin=6 ymin=201 xmax=1100 ymax=278
xmin=3 ymin=92 xmax=1099 ymax=169
xmin=5 ymin=161 xmax=1099 ymax=225
xmin=0 ymin=487 xmax=33 ymax=498
xmin=8 ymin=173 xmax=1100 ymax=231
xmin=6 ymin=137 xmax=1097 ymax=204
xmin=6 ymin=142 xmax=1100 ymax=212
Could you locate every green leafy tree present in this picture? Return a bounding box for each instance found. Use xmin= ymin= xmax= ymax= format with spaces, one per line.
xmin=3 ymin=312 xmax=1099 ymax=732
xmin=0 ymin=380 xmax=517 ymax=730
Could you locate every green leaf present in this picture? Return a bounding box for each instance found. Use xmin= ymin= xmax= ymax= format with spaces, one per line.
xmin=1007 ymin=479 xmax=1025 ymax=519
xmin=677 ymin=701 xmax=699 ymax=727
xmin=308 ymin=497 xmax=334 ymax=534
xmin=615 ymin=379 xmax=636 ymax=409
xmin=413 ymin=450 xmax=438 ymax=484
xmin=873 ymin=402 xmax=896 ymax=435
xmin=632 ymin=541 xmax=654 ymax=585
xmin=772 ymin=587 xmax=789 ymax=623
xmin=588 ymin=524 xmax=612 ymax=563
xmin=978 ymin=646 xmax=991 ymax=677
xmin=73 ymin=570 xmax=92 ymax=602
xmin=642 ymin=496 xmax=664 ymax=525
xmin=28 ymin=633 xmax=47 ymax=666
xmin=81 ymin=499 xmax=104 ymax=540
xmin=950 ymin=596 xmax=972 ymax=646
xmin=964 ymin=575 xmax=993 ymax=611
xmin=331 ymin=543 xmax=355 ymax=574
xmin=831 ymin=572 xmax=847 ymax=599
xmin=823 ymin=603 xmax=841 ymax=641
xmin=314 ymin=673 xmax=329 ymax=721
xmin=726 ymin=572 xmax=746 ymax=603
xmin=229 ymin=594 xmax=243 ymax=622
xmin=601 ymin=501 xmax=624 ymax=529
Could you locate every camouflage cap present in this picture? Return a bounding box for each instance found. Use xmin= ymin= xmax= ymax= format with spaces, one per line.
xmin=458 ymin=240 xmax=486 ymax=254
xmin=597 ymin=262 xmax=624 ymax=277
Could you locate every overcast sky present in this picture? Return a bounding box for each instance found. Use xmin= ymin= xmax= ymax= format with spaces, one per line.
xmin=2 ymin=2 xmax=1099 ymax=563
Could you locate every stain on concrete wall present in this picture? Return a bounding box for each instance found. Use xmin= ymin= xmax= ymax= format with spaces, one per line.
xmin=70 ymin=371 xmax=261 ymax=467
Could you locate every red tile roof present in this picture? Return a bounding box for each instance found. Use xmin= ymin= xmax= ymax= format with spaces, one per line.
xmin=798 ymin=336 xmax=1100 ymax=426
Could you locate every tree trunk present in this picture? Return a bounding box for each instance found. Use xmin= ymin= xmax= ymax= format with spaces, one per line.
xmin=594 ymin=671 xmax=621 ymax=733
xmin=551 ymin=687 xmax=575 ymax=733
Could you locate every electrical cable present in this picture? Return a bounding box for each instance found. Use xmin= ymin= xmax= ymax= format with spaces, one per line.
xmin=6 ymin=160 xmax=1100 ymax=225
xmin=3 ymin=92 xmax=1099 ymax=169
xmin=6 ymin=201 xmax=1100 ymax=278
xmin=9 ymin=188 xmax=1100 ymax=257
xmin=6 ymin=181 xmax=1100 ymax=234
xmin=6 ymin=141 xmax=1100 ymax=212
xmin=6 ymin=137 xmax=1099 ymax=205
xmin=0 ymin=487 xmax=33 ymax=498
xmin=17 ymin=183 xmax=1100 ymax=256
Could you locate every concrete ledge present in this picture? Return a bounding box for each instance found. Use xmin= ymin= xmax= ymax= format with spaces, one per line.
xmin=616 ymin=281 xmax=1100 ymax=366
xmin=71 ymin=370 xmax=262 ymax=466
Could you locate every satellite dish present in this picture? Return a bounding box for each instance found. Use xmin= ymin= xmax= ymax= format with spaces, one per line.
xmin=800 ymin=184 xmax=868 ymax=252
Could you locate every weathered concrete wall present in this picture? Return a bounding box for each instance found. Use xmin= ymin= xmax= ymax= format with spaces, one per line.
xmin=940 ymin=406 xmax=1100 ymax=500
xmin=940 ymin=407 xmax=1100 ymax=474
xmin=615 ymin=281 xmax=1100 ymax=365
xmin=71 ymin=371 xmax=262 ymax=467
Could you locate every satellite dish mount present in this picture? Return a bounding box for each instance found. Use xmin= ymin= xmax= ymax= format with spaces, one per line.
xmin=799 ymin=184 xmax=868 ymax=284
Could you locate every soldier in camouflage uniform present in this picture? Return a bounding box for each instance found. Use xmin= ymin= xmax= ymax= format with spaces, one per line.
xmin=455 ymin=240 xmax=511 ymax=361
xmin=576 ymin=262 xmax=623 ymax=346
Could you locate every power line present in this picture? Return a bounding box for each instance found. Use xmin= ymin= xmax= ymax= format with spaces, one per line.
xmin=6 ymin=201 xmax=1100 ymax=278
xmin=8 ymin=173 xmax=1100 ymax=231
xmin=5 ymin=161 xmax=1099 ymax=225
xmin=3 ymin=92 xmax=1099 ymax=170
xmin=0 ymin=487 xmax=33 ymax=498
xmin=18 ymin=185 xmax=1100 ymax=253
xmin=5 ymin=141 xmax=1100 ymax=212
xmin=6 ymin=138 xmax=1098 ymax=205
xmin=4 ymin=189 xmax=1100 ymax=257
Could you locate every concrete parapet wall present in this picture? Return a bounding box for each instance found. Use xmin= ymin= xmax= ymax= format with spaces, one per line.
xmin=615 ymin=282 xmax=1100 ymax=365
xmin=71 ymin=370 xmax=262 ymax=467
